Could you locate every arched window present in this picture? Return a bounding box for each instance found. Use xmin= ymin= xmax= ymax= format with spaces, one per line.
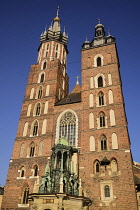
xmin=38 ymin=141 xmax=44 ymax=156
xmin=20 ymin=143 xmax=25 ymax=158
xmin=99 ymin=112 xmax=105 ymax=127
xmin=44 ymin=101 xmax=48 ymax=114
xmin=33 ymin=165 xmax=38 ymax=176
xmin=98 ymin=76 xmax=103 ymax=87
xmin=46 ymin=85 xmax=50 ymax=96
xmin=37 ymin=86 xmax=43 ymax=99
xmin=30 ymin=142 xmax=35 ymax=157
xmin=111 ymin=159 xmax=118 ymax=174
xmin=112 ymin=133 xmax=118 ymax=149
xmin=30 ymin=88 xmax=34 ymax=99
xmin=89 ymin=113 xmax=94 ymax=129
xmin=89 ymin=93 xmax=94 ymax=107
xmin=108 ymin=90 xmax=114 ymax=104
xmin=22 ymin=186 xmax=29 ymax=204
xmin=95 ymin=160 xmax=100 ymax=174
xmin=59 ymin=111 xmax=76 ymax=146
xmin=104 ymin=185 xmax=110 ymax=197
xmin=108 ymin=73 xmax=112 ymax=85
xmin=90 ymin=136 xmax=95 ymax=151
xmin=27 ymin=104 xmax=31 ymax=116
xmin=35 ymin=103 xmax=41 ymax=116
xmin=101 ymin=135 xmax=107 ymax=150
xmin=97 ymin=57 xmax=101 ymax=66
xmin=43 ymin=61 xmax=47 ymax=69
xmin=110 ymin=109 xmax=116 ymax=126
xmin=98 ymin=92 xmax=104 ymax=106
xmin=23 ymin=122 xmax=28 ymax=137
xmin=40 ymin=74 xmax=44 ymax=83
xmin=32 ymin=120 xmax=38 ymax=136
xmin=90 ymin=77 xmax=94 ymax=89
xmin=42 ymin=119 xmax=47 ymax=134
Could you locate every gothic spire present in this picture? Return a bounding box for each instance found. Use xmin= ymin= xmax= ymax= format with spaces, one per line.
xmin=40 ymin=6 xmax=68 ymax=46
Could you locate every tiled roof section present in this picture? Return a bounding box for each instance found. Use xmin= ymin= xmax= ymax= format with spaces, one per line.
xmin=55 ymin=92 xmax=81 ymax=106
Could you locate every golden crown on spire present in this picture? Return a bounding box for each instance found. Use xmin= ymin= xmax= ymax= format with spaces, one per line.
xmin=53 ymin=5 xmax=60 ymax=21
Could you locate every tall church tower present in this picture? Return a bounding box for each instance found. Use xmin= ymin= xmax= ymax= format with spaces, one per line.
xmin=80 ymin=20 xmax=138 ymax=209
xmin=2 ymin=8 xmax=69 ymax=209
xmin=2 ymin=11 xmax=138 ymax=210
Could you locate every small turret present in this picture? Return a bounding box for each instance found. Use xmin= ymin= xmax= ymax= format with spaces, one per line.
xmin=95 ymin=19 xmax=105 ymax=38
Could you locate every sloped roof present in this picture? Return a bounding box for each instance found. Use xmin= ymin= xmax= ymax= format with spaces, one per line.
xmin=55 ymin=92 xmax=81 ymax=106
xmin=55 ymin=84 xmax=81 ymax=106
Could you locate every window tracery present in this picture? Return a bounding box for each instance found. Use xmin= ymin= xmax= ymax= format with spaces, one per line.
xmin=98 ymin=91 xmax=104 ymax=106
xmin=59 ymin=111 xmax=76 ymax=146
xmin=101 ymin=135 xmax=107 ymax=150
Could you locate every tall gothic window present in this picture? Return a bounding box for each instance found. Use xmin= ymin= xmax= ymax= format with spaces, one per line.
xmin=30 ymin=142 xmax=35 ymax=157
xmin=95 ymin=160 xmax=100 ymax=174
xmin=99 ymin=112 xmax=105 ymax=127
xmin=20 ymin=143 xmax=25 ymax=158
xmin=59 ymin=111 xmax=76 ymax=146
xmin=35 ymin=103 xmax=41 ymax=116
xmin=38 ymin=140 xmax=44 ymax=156
xmin=32 ymin=121 xmax=38 ymax=136
xmin=38 ymin=86 xmax=43 ymax=99
xmin=22 ymin=186 xmax=29 ymax=204
xmin=101 ymin=135 xmax=107 ymax=150
xmin=104 ymin=185 xmax=110 ymax=197
xmin=98 ymin=92 xmax=104 ymax=106
xmin=98 ymin=76 xmax=103 ymax=87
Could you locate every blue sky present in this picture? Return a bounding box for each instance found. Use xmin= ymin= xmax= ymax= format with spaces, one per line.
xmin=0 ymin=0 xmax=140 ymax=186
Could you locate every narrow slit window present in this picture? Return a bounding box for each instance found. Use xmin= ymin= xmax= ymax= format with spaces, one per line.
xmin=97 ymin=57 xmax=101 ymax=66
xmin=43 ymin=61 xmax=46 ymax=69
xmin=40 ymin=74 xmax=44 ymax=83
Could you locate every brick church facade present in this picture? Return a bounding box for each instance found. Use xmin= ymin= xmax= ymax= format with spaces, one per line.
xmin=2 ymin=8 xmax=138 ymax=210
